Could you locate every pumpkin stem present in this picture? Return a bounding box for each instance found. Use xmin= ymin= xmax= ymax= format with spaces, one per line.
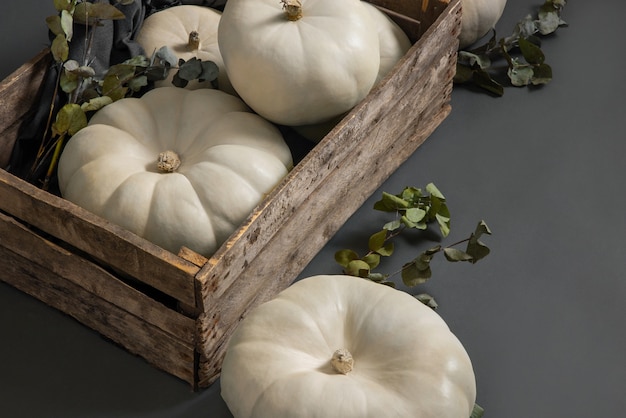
xmin=157 ymin=150 xmax=181 ymax=173
xmin=330 ymin=349 xmax=354 ymax=374
xmin=188 ymin=31 xmax=201 ymax=50
xmin=281 ymin=0 xmax=303 ymax=21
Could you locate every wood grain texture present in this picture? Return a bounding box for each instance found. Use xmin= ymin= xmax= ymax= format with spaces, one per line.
xmin=0 ymin=169 xmax=200 ymax=307
xmin=0 ymin=49 xmax=49 ymax=168
xmin=0 ymin=245 xmax=197 ymax=385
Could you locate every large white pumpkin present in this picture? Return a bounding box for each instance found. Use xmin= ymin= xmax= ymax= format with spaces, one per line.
xmin=221 ymin=274 xmax=477 ymax=418
xmin=57 ymin=87 xmax=293 ymax=256
xmin=136 ymin=5 xmax=234 ymax=93
xmin=218 ymin=0 xmax=381 ymax=126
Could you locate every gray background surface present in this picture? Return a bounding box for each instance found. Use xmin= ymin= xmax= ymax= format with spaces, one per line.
xmin=1 ymin=1 xmax=625 ymax=417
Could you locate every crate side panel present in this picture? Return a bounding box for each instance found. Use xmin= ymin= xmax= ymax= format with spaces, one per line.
xmin=0 ymin=211 xmax=197 ymax=341
xmin=0 ymin=245 xmax=197 ymax=386
xmin=0 ymin=169 xmax=199 ymax=307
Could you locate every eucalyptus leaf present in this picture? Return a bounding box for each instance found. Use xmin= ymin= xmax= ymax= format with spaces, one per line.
xmin=199 ymin=60 xmax=219 ymax=82
xmin=374 ymin=191 xmax=410 ymax=211
xmin=401 ymin=261 xmax=431 ymax=287
xmin=155 ymin=46 xmax=179 ymax=68
xmin=470 ymin=403 xmax=485 ymax=418
xmin=128 ymin=75 xmax=148 ymax=92
xmin=415 ymin=293 xmax=438 ymax=309
xmin=46 ymin=15 xmax=64 ymax=36
xmin=362 ymin=253 xmax=381 ymax=270
xmin=60 ymin=9 xmax=73 ymax=41
xmin=537 ymin=9 xmax=566 ymax=35
xmin=74 ymin=2 xmax=126 ymax=25
xmin=367 ymin=272 xmax=390 ymax=283
xmin=436 ymin=213 xmax=451 ymax=237
xmin=443 ymin=247 xmax=473 ymax=262
xmin=53 ymin=0 xmax=71 ymax=12
xmin=172 ymin=71 xmax=189 ymax=88
xmin=124 ymin=55 xmax=151 ymax=68
xmin=531 ymin=63 xmax=553 ymax=85
xmin=508 ymin=61 xmax=534 ymax=86
xmin=178 ymin=58 xmax=203 ymax=81
xmin=59 ymin=71 xmax=79 ymax=93
xmin=52 ymin=103 xmax=87 ymax=137
xmin=426 ymin=182 xmax=445 ymax=200
xmin=346 ymin=259 xmax=371 ymax=278
xmin=368 ymin=230 xmax=387 ymax=252
xmin=51 ymin=33 xmax=69 ymax=62
xmin=458 ymin=51 xmax=491 ymax=69
xmin=472 ymin=68 xmax=504 ymax=96
xmin=466 ymin=239 xmax=490 ymax=264
xmin=519 ymin=37 xmax=545 ymax=65
xmin=334 ymin=249 xmax=359 ymax=268
xmin=405 ymin=207 xmax=426 ymax=223
xmin=80 ymin=95 xmax=113 ymax=112
xmin=383 ymin=219 xmax=401 ymax=232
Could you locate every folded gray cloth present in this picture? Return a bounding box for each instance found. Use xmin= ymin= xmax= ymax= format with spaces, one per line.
xmin=8 ymin=0 xmax=227 ymax=184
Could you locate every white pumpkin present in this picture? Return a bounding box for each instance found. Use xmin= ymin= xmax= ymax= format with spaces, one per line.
xmin=459 ymin=0 xmax=508 ymax=48
xmin=57 ymin=87 xmax=293 ymax=256
xmin=292 ymin=2 xmax=412 ymax=143
xmin=218 ymin=0 xmax=381 ymax=126
xmin=136 ymin=5 xmax=234 ymax=93
xmin=221 ymin=274 xmax=477 ymax=418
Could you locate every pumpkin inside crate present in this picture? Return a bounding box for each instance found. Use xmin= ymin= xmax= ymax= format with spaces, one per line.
xmin=0 ymin=0 xmax=461 ymax=389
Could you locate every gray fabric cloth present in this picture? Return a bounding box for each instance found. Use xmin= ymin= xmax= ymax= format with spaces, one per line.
xmin=8 ymin=0 xmax=228 ymax=183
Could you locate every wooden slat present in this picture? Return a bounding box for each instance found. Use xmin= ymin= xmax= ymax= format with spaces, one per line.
xmin=0 ymin=170 xmax=200 ymax=307
xmin=0 ymin=210 xmax=197 ymax=341
xmin=0 ymin=246 xmax=197 ymax=385
xmin=0 ymin=49 xmax=50 ymax=168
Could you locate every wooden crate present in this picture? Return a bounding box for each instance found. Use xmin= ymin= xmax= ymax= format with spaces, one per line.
xmin=0 ymin=0 xmax=461 ymax=389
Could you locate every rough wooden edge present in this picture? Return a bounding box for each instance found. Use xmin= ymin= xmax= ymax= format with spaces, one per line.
xmin=0 ymin=210 xmax=197 ymax=340
xmin=0 ymin=170 xmax=200 ymax=307
xmin=0 ymin=246 xmax=197 ymax=385
xmin=0 ymin=49 xmax=50 ymax=168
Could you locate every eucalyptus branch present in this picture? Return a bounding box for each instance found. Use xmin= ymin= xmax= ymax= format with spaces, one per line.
xmin=335 ymin=184 xmax=492 ymax=307
xmin=454 ymin=0 xmax=568 ymax=95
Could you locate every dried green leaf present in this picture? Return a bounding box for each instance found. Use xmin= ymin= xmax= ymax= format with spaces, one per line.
xmin=362 ymin=253 xmax=381 ymax=270
xmin=102 ymin=74 xmax=128 ymax=101
xmin=178 ymin=58 xmax=203 ymax=81
xmin=155 ymin=46 xmax=179 ymax=67
xmin=128 ymin=75 xmax=148 ymax=92
xmin=334 ymin=249 xmax=360 ymax=268
xmin=124 ymin=55 xmax=150 ymax=68
xmin=199 ymin=60 xmax=219 ymax=82
xmin=531 ymin=63 xmax=553 ymax=85
xmin=368 ymin=229 xmax=388 ymax=252
xmin=345 ymin=259 xmax=371 ymax=278
xmin=51 ymin=33 xmax=69 ymax=62
xmin=470 ymin=403 xmax=485 ymax=418
xmin=53 ymin=0 xmax=71 ymax=12
xmin=443 ymin=247 xmax=473 ymax=262
xmin=382 ymin=219 xmax=401 ymax=232
xmin=436 ymin=212 xmax=451 ymax=237
xmin=519 ymin=37 xmax=545 ymax=65
xmin=81 ymin=95 xmax=113 ymax=112
xmin=508 ymin=61 xmax=534 ymax=86
xmin=74 ymin=2 xmax=126 ymax=25
xmin=172 ymin=71 xmax=189 ymax=88
xmin=46 ymin=15 xmax=64 ymax=36
xmin=405 ymin=207 xmax=426 ymax=224
xmin=60 ymin=9 xmax=73 ymax=41
xmin=472 ymin=68 xmax=504 ymax=96
xmin=426 ymin=183 xmax=445 ymax=200
xmin=401 ymin=261 xmax=431 ymax=287
xmin=59 ymin=70 xmax=79 ymax=93
xmin=52 ymin=103 xmax=87 ymax=137
xmin=415 ymin=293 xmax=438 ymax=309
xmin=537 ymin=8 xmax=566 ymax=35
xmin=373 ymin=192 xmax=409 ymax=212
xmin=458 ymin=51 xmax=491 ymax=69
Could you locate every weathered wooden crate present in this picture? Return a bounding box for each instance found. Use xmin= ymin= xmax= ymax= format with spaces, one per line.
xmin=0 ymin=0 xmax=461 ymax=389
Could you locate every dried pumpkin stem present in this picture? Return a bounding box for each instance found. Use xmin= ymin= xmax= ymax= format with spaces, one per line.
xmin=331 ymin=348 xmax=354 ymax=374
xmin=281 ymin=0 xmax=303 ymax=21
xmin=188 ymin=31 xmax=201 ymax=50
xmin=157 ymin=150 xmax=181 ymax=172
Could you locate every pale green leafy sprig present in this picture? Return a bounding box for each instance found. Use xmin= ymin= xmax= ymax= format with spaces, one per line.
xmin=335 ymin=184 xmax=491 ymax=305
xmin=455 ymin=0 xmax=568 ymax=95
xmin=32 ymin=0 xmax=219 ymax=189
